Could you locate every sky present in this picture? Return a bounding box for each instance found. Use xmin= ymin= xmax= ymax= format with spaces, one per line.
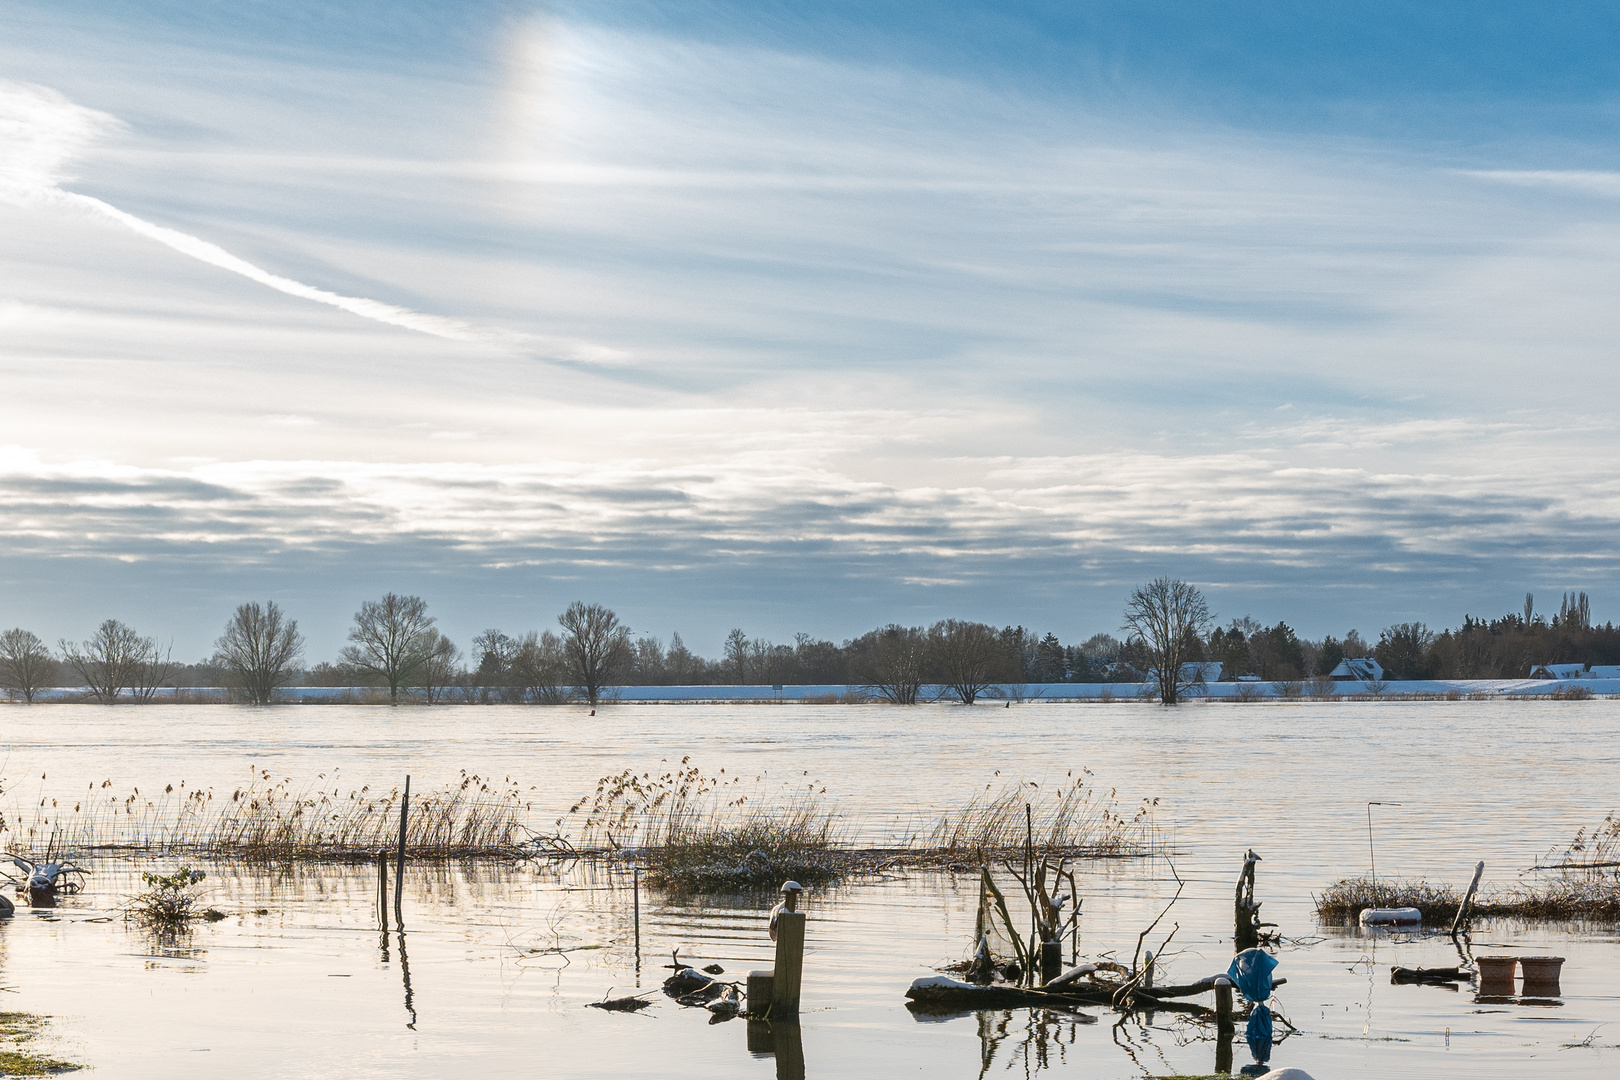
xmin=2 ymin=1 xmax=1620 ymax=660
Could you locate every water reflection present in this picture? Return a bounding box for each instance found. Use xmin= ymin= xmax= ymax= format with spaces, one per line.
xmin=745 ymin=1019 xmax=804 ymax=1080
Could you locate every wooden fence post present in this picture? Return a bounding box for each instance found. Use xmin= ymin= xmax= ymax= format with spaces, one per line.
xmin=771 ymin=911 xmax=806 ymax=1017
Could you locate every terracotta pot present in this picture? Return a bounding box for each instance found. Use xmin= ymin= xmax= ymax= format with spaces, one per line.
xmin=1518 ymin=956 xmax=1564 ymax=988
xmin=1475 ymin=956 xmax=1517 ymax=985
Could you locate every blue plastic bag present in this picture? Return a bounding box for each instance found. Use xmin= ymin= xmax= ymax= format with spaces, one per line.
xmin=1227 ymin=948 xmax=1278 ymax=1003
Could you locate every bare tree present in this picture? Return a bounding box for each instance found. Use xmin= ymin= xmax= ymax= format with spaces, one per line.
xmin=128 ymin=637 xmax=180 ymax=703
xmin=215 ymin=601 xmax=304 ymax=705
xmin=341 ymin=593 xmax=435 ymax=705
xmin=0 ymin=629 xmax=55 ymax=702
xmin=929 ymin=619 xmax=1012 ymax=705
xmin=511 ymin=630 xmax=570 ymax=703
xmin=1122 ymin=578 xmax=1213 ymax=706
xmin=418 ymin=630 xmax=462 ymax=704
xmin=853 ymin=625 xmax=928 ymax=704
xmin=60 ymin=619 xmax=147 ymax=702
xmin=558 ymin=601 xmax=630 ymax=707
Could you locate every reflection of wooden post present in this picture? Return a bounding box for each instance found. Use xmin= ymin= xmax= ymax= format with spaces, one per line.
xmin=771 ymin=911 xmax=806 ymax=1017
xmin=772 ymin=1021 xmax=805 ymax=1080
xmin=377 ymin=850 xmax=390 ymax=931
xmin=1214 ymin=975 xmax=1235 ymax=1074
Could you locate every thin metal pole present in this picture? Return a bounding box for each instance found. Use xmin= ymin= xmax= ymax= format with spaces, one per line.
xmin=394 ymin=775 xmax=410 ymax=926
xmin=1367 ymin=801 xmax=1400 ymax=893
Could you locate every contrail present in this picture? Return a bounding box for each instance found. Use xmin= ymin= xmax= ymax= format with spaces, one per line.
xmin=0 ymin=78 xmax=484 ymax=343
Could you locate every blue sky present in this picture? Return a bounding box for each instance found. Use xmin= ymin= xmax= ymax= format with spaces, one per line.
xmin=2 ymin=1 xmax=1619 ymax=659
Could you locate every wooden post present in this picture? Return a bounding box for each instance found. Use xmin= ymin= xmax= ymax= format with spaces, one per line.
xmin=1142 ymin=950 xmax=1155 ymax=989
xmin=1214 ymin=975 xmax=1235 ymax=1074
xmin=1041 ymin=940 xmax=1063 ymax=985
xmin=770 ymin=911 xmax=806 ymax=1017
xmin=377 ymin=849 xmax=389 ymax=932
xmin=393 ymin=776 xmax=410 ymax=926
xmin=1450 ymin=860 xmax=1485 ymax=940
xmin=748 ymin=970 xmax=776 ymax=1018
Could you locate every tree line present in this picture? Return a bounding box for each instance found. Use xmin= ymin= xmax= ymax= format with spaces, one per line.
xmin=0 ymin=585 xmax=1613 ymax=705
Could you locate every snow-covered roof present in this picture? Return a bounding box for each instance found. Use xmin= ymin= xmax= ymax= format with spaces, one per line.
xmin=1328 ymin=657 xmax=1384 ymax=682
xmin=1529 ymin=662 xmax=1586 ymax=679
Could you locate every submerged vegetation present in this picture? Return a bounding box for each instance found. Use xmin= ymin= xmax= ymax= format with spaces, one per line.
xmin=127 ymin=866 xmax=209 ymax=928
xmin=0 ymin=1014 xmax=79 ymax=1076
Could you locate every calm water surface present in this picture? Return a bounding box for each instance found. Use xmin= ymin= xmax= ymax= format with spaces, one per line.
xmin=1 ymin=700 xmax=1618 ymax=1078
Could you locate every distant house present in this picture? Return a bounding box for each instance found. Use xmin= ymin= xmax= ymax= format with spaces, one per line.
xmin=1528 ymin=663 xmax=1586 ymax=680
xmin=1589 ymin=665 xmax=1620 ymax=679
xmin=1145 ymin=662 xmax=1223 ymax=684
xmin=1328 ymin=658 xmax=1384 ymax=682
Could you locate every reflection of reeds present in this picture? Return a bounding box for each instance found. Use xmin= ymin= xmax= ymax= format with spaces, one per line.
xmin=6 ymin=771 xmax=535 ymax=861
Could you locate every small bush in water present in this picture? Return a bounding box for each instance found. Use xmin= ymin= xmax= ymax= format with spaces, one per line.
xmin=130 ymin=866 xmax=207 ymax=927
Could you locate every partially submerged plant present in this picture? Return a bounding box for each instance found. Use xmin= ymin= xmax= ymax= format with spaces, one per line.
xmin=570 ymin=759 xmax=843 ymax=891
xmin=129 ymin=866 xmax=207 ymax=928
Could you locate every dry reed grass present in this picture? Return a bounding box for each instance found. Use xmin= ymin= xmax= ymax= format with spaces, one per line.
xmin=1320 ymin=816 xmax=1620 ymax=922
xmin=3 ymin=770 xmax=537 ymax=861
xmin=568 ymin=759 xmax=844 ymax=890
xmin=919 ymin=775 xmax=1158 ymax=860
xmin=567 ymin=761 xmax=1159 ymax=891
xmin=2 ymin=759 xmax=1159 ymax=893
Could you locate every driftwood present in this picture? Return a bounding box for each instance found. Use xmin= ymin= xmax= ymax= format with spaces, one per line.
xmin=1234 ymin=850 xmax=1261 ymax=952
xmin=586 ymin=992 xmax=655 ymax=1012
xmin=1391 ymin=966 xmax=1468 ymax=985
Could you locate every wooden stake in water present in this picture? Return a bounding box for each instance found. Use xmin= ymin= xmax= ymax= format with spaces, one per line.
xmin=394 ymin=775 xmax=410 ymax=927
xmin=771 ymin=911 xmax=806 ymax=1017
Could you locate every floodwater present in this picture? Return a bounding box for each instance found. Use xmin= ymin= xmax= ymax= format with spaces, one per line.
xmin=2 ymin=700 xmax=1619 ymax=1078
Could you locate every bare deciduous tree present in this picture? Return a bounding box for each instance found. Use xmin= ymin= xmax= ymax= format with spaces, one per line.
xmin=0 ymin=628 xmax=55 ymax=703
xmin=558 ymin=601 xmax=630 ymax=707
xmin=341 ymin=593 xmax=435 ymax=705
xmin=128 ymin=637 xmax=180 ymax=702
xmin=418 ymin=630 xmax=462 ymax=704
xmin=215 ymin=601 xmax=304 ymax=705
xmin=854 ymin=625 xmax=928 ymax=704
xmin=511 ymin=630 xmax=569 ymax=704
xmin=1122 ymin=577 xmax=1213 ymax=706
xmin=929 ymin=619 xmax=1012 ymax=705
xmin=60 ymin=619 xmax=170 ymax=703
